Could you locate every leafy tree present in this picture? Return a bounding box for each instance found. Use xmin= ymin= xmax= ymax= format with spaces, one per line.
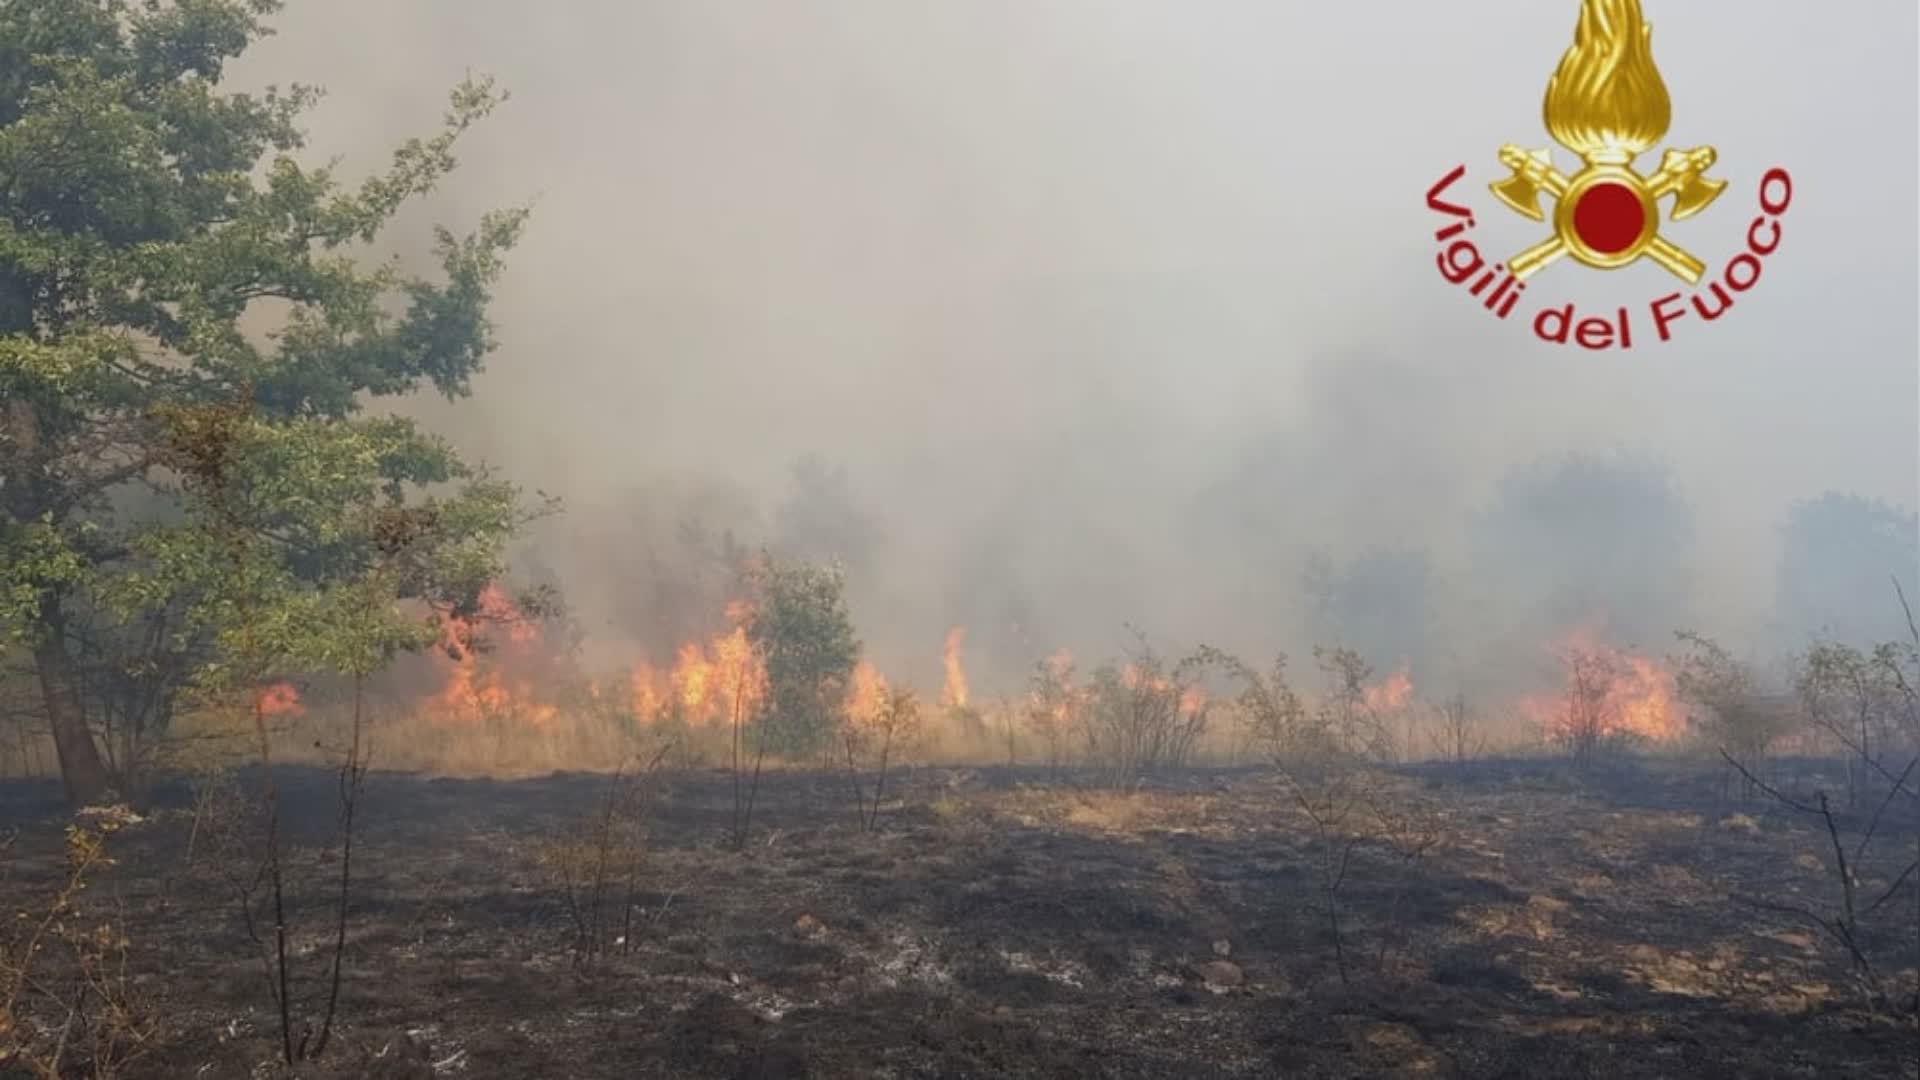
xmin=1301 ymin=546 xmax=1434 ymax=682
xmin=1468 ymin=451 xmax=1696 ymax=646
xmin=1312 ymin=645 xmax=1397 ymax=762
xmin=772 ymin=455 xmax=879 ymax=577
xmin=0 ymin=0 xmax=528 ymax=803
xmin=745 ymin=556 xmax=859 ymax=757
xmin=1796 ymin=638 xmax=1915 ymax=809
xmin=1673 ymin=630 xmax=1794 ymax=791
xmin=1775 ymin=492 xmax=1920 ymax=648
xmin=148 ymin=397 xmax=540 ymax=1065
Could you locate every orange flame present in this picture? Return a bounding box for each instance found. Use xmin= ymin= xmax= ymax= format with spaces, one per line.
xmin=1046 ymin=648 xmax=1074 ymax=679
xmin=1518 ymin=629 xmax=1681 ymax=743
xmin=941 ymin=627 xmax=970 ymax=708
xmin=1363 ymin=667 xmax=1414 ymax=713
xmin=848 ymin=661 xmax=889 ymax=727
xmin=630 ymin=623 xmax=767 ymax=728
xmin=427 ymin=585 xmax=562 ymax=727
xmin=259 ymin=682 xmax=304 ymax=717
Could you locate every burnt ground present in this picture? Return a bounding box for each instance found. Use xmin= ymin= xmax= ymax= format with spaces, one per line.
xmin=3 ymin=758 xmax=1918 ymax=1079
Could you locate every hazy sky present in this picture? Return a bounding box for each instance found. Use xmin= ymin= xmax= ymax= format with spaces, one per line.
xmin=233 ymin=2 xmax=1917 ymax=691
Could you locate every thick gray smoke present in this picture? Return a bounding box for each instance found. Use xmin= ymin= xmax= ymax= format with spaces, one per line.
xmin=234 ymin=1 xmax=1917 ymax=696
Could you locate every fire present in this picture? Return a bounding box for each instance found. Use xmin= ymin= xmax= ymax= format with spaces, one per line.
xmin=1544 ymin=0 xmax=1671 ymax=163
xmin=848 ymin=661 xmax=889 ymax=726
xmin=1363 ymin=667 xmax=1414 ymax=713
xmin=413 ymin=580 xmax=777 ymax=734
xmin=427 ymin=585 xmax=562 ymax=727
xmin=630 ymin=623 xmax=767 ymax=728
xmin=1519 ymin=629 xmax=1682 ymax=743
xmin=258 ymin=682 xmax=304 ymax=717
xmin=1117 ymin=663 xmax=1207 ymax=714
xmin=941 ymin=626 xmax=970 ymax=708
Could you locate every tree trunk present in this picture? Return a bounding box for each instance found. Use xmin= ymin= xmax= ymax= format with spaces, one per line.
xmin=33 ymin=615 xmax=113 ymax=806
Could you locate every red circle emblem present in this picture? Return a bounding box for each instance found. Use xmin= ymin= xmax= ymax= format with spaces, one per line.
xmin=1572 ymin=182 xmax=1648 ymax=255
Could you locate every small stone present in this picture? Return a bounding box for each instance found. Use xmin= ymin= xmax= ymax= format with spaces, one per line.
xmin=994 ymin=1005 xmax=1014 ymax=1018
xmin=1196 ymin=960 xmax=1244 ymax=988
xmin=1211 ymin=939 xmax=1232 ymax=958
xmin=794 ymin=913 xmax=826 ymax=936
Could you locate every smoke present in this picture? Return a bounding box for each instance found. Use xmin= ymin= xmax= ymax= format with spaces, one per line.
xmin=232 ymin=1 xmax=1917 ymax=696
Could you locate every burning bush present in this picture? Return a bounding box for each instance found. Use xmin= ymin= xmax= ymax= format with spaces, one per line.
xmin=1517 ymin=631 xmax=1682 ymax=764
xmin=1025 ymin=650 xmax=1083 ymax=774
xmin=1078 ymin=635 xmax=1212 ymax=787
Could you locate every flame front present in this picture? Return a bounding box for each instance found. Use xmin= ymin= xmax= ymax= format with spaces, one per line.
xmin=259 ymin=682 xmax=304 ymax=717
xmin=427 ymin=586 xmax=561 ymax=727
xmin=1543 ymin=0 xmax=1671 ymax=163
xmin=1363 ymin=667 xmax=1414 ymax=714
xmin=630 ymin=623 xmax=767 ymax=728
xmin=1519 ymin=629 xmax=1682 ymax=743
xmin=848 ymin=661 xmax=889 ymax=727
xmin=941 ymin=627 xmax=970 ymax=708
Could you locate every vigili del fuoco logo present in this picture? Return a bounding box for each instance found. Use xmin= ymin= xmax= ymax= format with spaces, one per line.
xmin=1426 ymin=0 xmax=1792 ymax=349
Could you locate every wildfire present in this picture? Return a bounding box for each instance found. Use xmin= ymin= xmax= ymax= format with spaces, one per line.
xmin=1046 ymin=648 xmax=1074 ymax=680
xmin=848 ymin=661 xmax=889 ymax=727
xmin=1363 ymin=667 xmax=1414 ymax=713
xmin=258 ymin=682 xmax=304 ymax=717
xmin=1518 ymin=629 xmax=1682 ymax=743
xmin=941 ymin=627 xmax=970 ymax=708
xmin=629 ymin=623 xmax=767 ymax=728
xmin=427 ymin=585 xmax=562 ymax=727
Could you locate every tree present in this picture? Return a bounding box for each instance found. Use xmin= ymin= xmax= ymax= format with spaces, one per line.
xmin=1428 ymin=692 xmax=1484 ymax=764
xmin=0 ymin=0 xmax=526 ymax=804
xmin=841 ymin=684 xmax=920 ymax=832
xmin=1673 ymin=631 xmax=1794 ymax=794
xmin=1468 ymin=451 xmax=1696 ymax=647
xmin=1301 ymin=546 xmax=1434 ymax=684
xmin=1312 ymin=645 xmax=1397 ymax=762
xmin=1553 ymin=645 xmax=1630 ymax=766
xmin=773 ymin=455 xmax=879 ymax=577
xmin=1776 ymin=493 xmax=1920 ymax=649
xmin=1796 ymin=639 xmax=1912 ymax=809
xmin=1025 ymin=652 xmax=1081 ymax=775
xmin=745 ymin=556 xmax=859 ymax=757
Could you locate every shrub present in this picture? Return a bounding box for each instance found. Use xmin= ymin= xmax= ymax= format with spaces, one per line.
xmin=1079 ymin=634 xmax=1211 ymax=787
xmin=746 ymin=558 xmax=859 ymax=759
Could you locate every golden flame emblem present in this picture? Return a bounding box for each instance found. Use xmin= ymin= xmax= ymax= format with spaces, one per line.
xmin=1490 ymin=0 xmax=1725 ymax=283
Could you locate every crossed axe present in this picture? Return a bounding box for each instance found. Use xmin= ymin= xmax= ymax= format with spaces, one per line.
xmin=1490 ymin=145 xmax=1726 ymax=283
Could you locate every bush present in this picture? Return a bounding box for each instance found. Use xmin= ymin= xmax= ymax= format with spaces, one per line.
xmin=745 ymin=558 xmax=859 ymax=759
xmin=1079 ymin=634 xmax=1210 ymax=787
xmin=1674 ymin=631 xmax=1795 ymax=790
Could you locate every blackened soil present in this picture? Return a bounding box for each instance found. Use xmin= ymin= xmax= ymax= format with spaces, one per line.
xmin=2 ymin=758 xmax=1915 ymax=1078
